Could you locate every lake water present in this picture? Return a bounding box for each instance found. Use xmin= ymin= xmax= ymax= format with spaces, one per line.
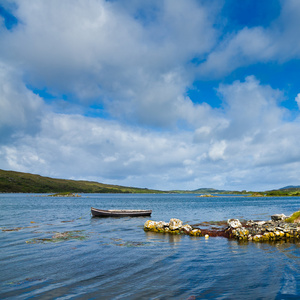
xmin=0 ymin=193 xmax=300 ymax=299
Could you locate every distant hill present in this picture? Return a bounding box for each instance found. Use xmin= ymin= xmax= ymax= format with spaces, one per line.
xmin=192 ymin=188 xmax=224 ymax=193
xmin=0 ymin=169 xmax=164 ymax=194
xmin=168 ymin=188 xmax=224 ymax=194
xmin=279 ymin=186 xmax=300 ymax=190
xmin=265 ymin=185 xmax=300 ymax=196
xmin=2 ymin=168 xmax=300 ymax=195
xmin=170 ymin=188 xmax=250 ymax=194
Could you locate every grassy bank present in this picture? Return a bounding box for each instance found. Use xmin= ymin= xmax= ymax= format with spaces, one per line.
xmin=0 ymin=169 xmax=164 ymax=194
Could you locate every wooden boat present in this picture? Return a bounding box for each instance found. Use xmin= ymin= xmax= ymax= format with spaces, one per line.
xmin=91 ymin=207 xmax=152 ymax=217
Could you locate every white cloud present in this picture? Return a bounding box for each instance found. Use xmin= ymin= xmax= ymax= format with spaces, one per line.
xmin=217 ymin=76 xmax=284 ymax=139
xmin=0 ymin=112 xmax=200 ymax=188
xmin=1 ymin=64 xmax=299 ymax=191
xmin=0 ymin=0 xmax=219 ymax=128
xmin=198 ymin=0 xmax=300 ymax=77
xmin=1 ymin=1 xmax=300 ymax=191
xmin=208 ymin=140 xmax=227 ymax=161
xmin=199 ymin=27 xmax=274 ymax=77
xmin=296 ymin=93 xmax=300 ymax=109
xmin=0 ymin=62 xmax=45 ymax=142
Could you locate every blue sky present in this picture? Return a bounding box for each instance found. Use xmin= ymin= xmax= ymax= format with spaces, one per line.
xmin=1 ymin=0 xmax=300 ymax=191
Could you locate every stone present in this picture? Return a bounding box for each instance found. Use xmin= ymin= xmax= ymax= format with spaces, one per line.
xmin=294 ymin=216 xmax=300 ymax=223
xmin=169 ymin=218 xmax=183 ymax=230
xmin=144 ymin=220 xmax=157 ymax=231
xmin=246 ymin=220 xmax=254 ymax=226
xmin=253 ymin=235 xmax=262 ymax=242
xmin=256 ymin=221 xmax=266 ymax=226
xmin=189 ymin=229 xmax=201 ymax=236
xmin=143 ymin=214 xmax=300 ymax=242
xmin=156 ymin=221 xmax=169 ymax=230
xmin=227 ymin=219 xmax=242 ymax=228
xmin=271 ymin=214 xmax=286 ymax=221
xmin=181 ymin=224 xmax=193 ymax=234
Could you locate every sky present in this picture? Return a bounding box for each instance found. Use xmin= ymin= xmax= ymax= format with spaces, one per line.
xmin=1 ymin=0 xmax=300 ymax=191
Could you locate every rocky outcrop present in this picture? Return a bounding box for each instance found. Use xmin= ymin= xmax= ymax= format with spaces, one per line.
xmin=169 ymin=218 xmax=183 ymax=230
xmin=226 ymin=217 xmax=300 ymax=242
xmin=227 ymin=219 xmax=242 ymax=228
xmin=144 ymin=219 xmax=196 ymax=235
xmin=144 ymin=213 xmax=300 ymax=242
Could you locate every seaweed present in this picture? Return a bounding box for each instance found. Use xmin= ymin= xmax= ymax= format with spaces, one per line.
xmin=5 ymin=277 xmax=45 ymax=286
xmin=2 ymin=225 xmax=39 ymax=232
xmin=26 ymin=230 xmax=88 ymax=244
xmin=101 ymin=237 xmax=152 ymax=247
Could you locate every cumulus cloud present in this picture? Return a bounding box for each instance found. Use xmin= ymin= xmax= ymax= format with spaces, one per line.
xmin=198 ymin=0 xmax=300 ymax=77
xmin=1 ymin=1 xmax=300 ymax=191
xmin=1 ymin=59 xmax=299 ymax=191
xmin=0 ymin=112 xmax=200 ymax=189
xmin=1 ymin=72 xmax=299 ymax=191
xmin=0 ymin=62 xmax=45 ymax=143
xmin=296 ymin=93 xmax=300 ymax=109
xmin=199 ymin=27 xmax=274 ymax=76
xmin=217 ymin=76 xmax=284 ymax=139
xmin=0 ymin=0 xmax=219 ymax=128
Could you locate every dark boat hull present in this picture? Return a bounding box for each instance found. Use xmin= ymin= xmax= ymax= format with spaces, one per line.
xmin=91 ymin=207 xmax=152 ymax=217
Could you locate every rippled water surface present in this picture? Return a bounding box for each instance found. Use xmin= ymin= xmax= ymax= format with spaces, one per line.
xmin=1 ymin=193 xmax=300 ymax=299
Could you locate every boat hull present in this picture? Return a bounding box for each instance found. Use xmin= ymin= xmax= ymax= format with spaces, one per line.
xmin=91 ymin=207 xmax=152 ymax=217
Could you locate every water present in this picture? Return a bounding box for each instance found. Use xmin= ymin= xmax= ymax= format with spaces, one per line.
xmin=0 ymin=193 xmax=300 ymax=299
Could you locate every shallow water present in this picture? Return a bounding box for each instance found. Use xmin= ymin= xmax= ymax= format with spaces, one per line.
xmin=0 ymin=193 xmax=300 ymax=299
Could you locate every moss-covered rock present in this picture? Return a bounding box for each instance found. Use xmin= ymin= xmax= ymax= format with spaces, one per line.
xmin=189 ymin=229 xmax=202 ymax=236
xmin=285 ymin=210 xmax=300 ymax=223
xmin=169 ymin=218 xmax=182 ymax=230
xmin=144 ymin=220 xmax=158 ymax=231
xmin=144 ymin=213 xmax=300 ymax=243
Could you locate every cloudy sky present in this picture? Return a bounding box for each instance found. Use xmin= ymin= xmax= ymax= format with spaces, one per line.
xmin=1 ymin=0 xmax=300 ymax=191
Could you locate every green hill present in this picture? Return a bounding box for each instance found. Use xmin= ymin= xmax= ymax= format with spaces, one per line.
xmin=265 ymin=186 xmax=300 ymax=196
xmin=0 ymin=169 xmax=164 ymax=194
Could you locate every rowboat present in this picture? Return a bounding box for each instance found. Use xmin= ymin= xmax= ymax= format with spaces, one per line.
xmin=91 ymin=207 xmax=152 ymax=217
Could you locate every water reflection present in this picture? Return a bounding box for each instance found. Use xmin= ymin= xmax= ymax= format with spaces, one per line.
xmin=145 ymin=231 xmax=184 ymax=244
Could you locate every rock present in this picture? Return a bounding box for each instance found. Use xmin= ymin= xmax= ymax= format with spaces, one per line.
xmin=253 ymin=235 xmax=263 ymax=242
xmin=144 ymin=220 xmax=157 ymax=231
xmin=181 ymin=224 xmax=193 ymax=234
xmin=156 ymin=221 xmax=169 ymax=229
xmin=189 ymin=229 xmax=201 ymax=236
xmin=169 ymin=218 xmax=183 ymax=230
xmin=256 ymin=221 xmax=266 ymax=226
xmin=271 ymin=214 xmax=286 ymax=221
xmin=294 ymin=216 xmax=300 ymax=223
xmin=227 ymin=219 xmax=242 ymax=228
xmin=143 ymin=214 xmax=300 ymax=242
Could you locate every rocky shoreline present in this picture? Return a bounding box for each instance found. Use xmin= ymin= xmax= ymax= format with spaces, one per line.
xmin=144 ymin=213 xmax=300 ymax=242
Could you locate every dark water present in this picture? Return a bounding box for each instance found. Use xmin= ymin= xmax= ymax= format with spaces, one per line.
xmin=1 ymin=193 xmax=300 ymax=299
